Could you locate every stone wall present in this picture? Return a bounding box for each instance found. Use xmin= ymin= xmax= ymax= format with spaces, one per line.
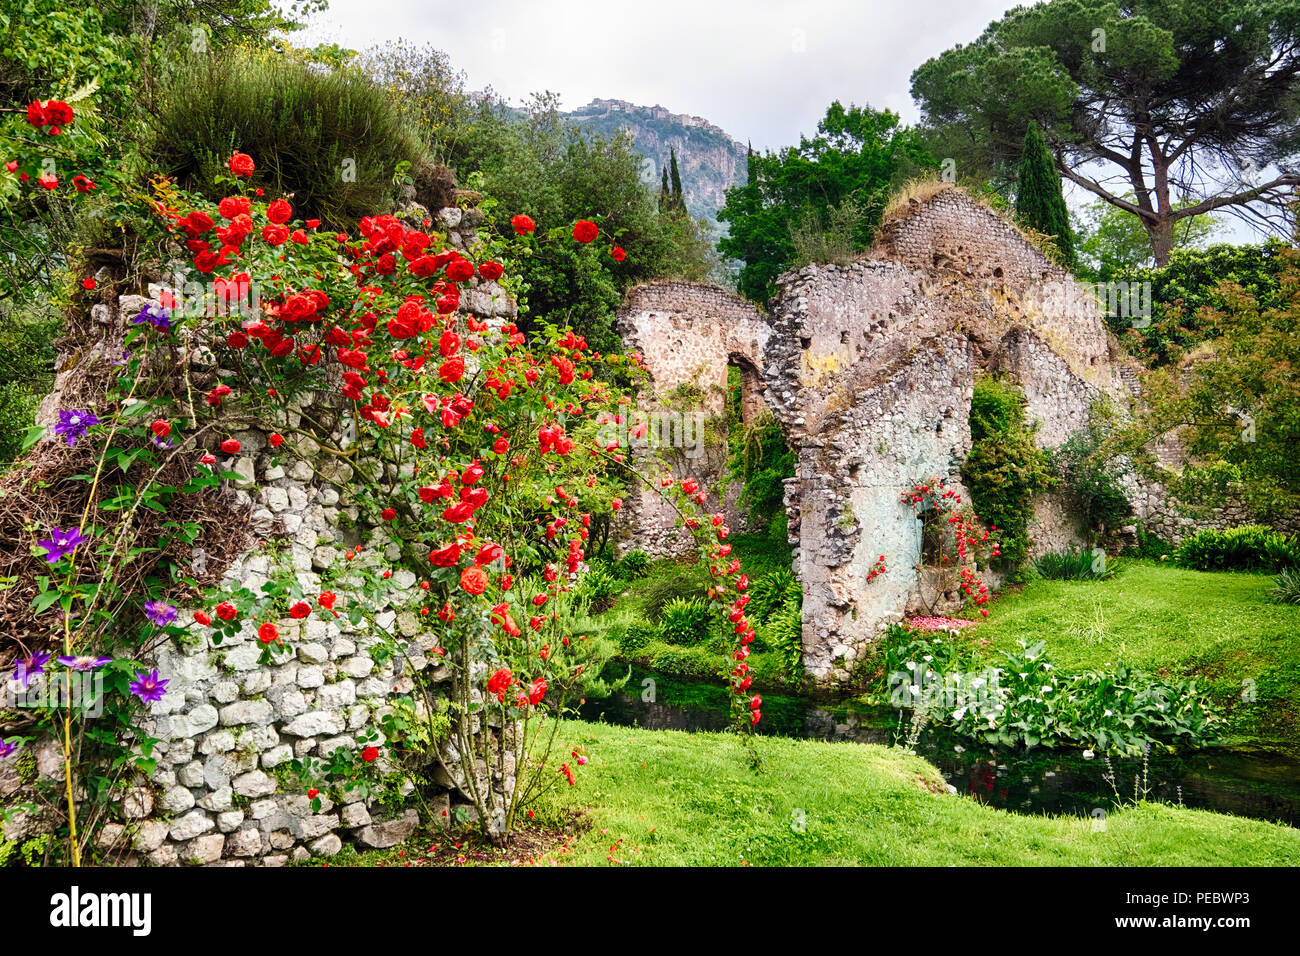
xmin=614 ymin=281 xmax=770 ymax=555
xmin=2 ymin=198 xmax=515 ymax=865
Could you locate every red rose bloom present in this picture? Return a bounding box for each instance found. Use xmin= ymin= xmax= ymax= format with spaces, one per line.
xmin=215 ymin=601 xmax=238 ymax=621
xmin=610 ymin=246 xmax=626 ymax=262
xmin=478 ymin=261 xmax=504 ymax=281
xmin=361 ymin=746 xmax=379 ymax=762
xmin=44 ymin=101 xmax=73 ymax=125
xmin=460 ymin=565 xmax=489 ymax=595
xmin=151 ymin=419 xmax=171 ymax=438
xmin=73 ymin=175 xmax=96 ymax=193
xmin=572 ymin=219 xmax=598 ymax=243
xmin=257 ymin=622 xmax=279 ymax=644
xmin=193 ymin=610 xmax=212 ymax=626
xmin=318 ymin=591 xmax=337 ymax=609
xmin=445 ymin=259 xmax=474 ymax=282
xmin=289 ymin=601 xmax=311 ymax=619
xmin=220 ymin=438 xmax=241 ymax=454
xmin=487 ymin=668 xmax=513 ymax=699
xmin=228 ymin=152 xmax=256 ymax=177
xmin=269 ymin=433 xmax=284 ymax=447
xmin=261 ymin=224 xmax=289 ymax=246
xmin=266 ymin=199 xmax=292 ymax=224
xmin=439 ymin=356 xmax=465 ymax=384
xmin=381 ymin=508 xmax=396 ymax=521
xmin=511 ymin=214 xmax=535 ymax=235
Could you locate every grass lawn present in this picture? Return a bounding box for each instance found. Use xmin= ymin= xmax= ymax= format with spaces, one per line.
xmin=329 ymin=720 xmax=1300 ymax=867
xmin=965 ymin=560 xmax=1300 ymax=752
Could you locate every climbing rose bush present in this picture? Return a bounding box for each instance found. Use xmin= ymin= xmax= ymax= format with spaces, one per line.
xmin=7 ymin=149 xmax=760 ymax=854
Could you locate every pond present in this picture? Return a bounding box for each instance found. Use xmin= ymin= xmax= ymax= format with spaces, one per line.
xmin=579 ymin=675 xmax=1300 ymax=829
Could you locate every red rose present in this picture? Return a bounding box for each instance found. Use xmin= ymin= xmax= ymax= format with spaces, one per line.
xmin=572 ymin=219 xmax=598 ymax=243
xmin=215 ymin=601 xmax=238 ymax=621
xmin=193 ymin=610 xmax=212 ymax=626
xmin=26 ymin=101 xmax=46 ymax=126
xmin=528 ymin=678 xmax=547 ymax=706
xmin=37 ymin=174 xmax=57 ymax=190
xmin=228 ymin=152 xmax=255 ymax=177
xmin=258 ymin=622 xmax=279 ymax=644
xmin=445 ymin=259 xmax=474 ymax=282
xmin=220 ymin=438 xmax=241 ymax=454
xmin=460 ymin=566 xmax=489 ymax=595
xmin=439 ymin=356 xmax=465 ymax=384
xmin=478 ymin=261 xmax=504 ymax=281
xmin=381 ymin=508 xmax=396 ymax=521
xmin=511 ymin=214 xmax=535 ymax=235
xmin=81 ymin=278 xmax=96 ymax=290
xmin=266 ymin=199 xmax=292 ymax=224
xmin=289 ymin=601 xmax=311 ymax=619
xmin=429 ymin=543 xmax=462 ymax=567
xmin=151 ymin=420 xmax=171 ymax=438
xmin=318 ymin=591 xmax=337 ymax=610
xmin=487 ymin=668 xmax=513 ymax=698
xmin=269 ymin=433 xmax=284 ymax=447
xmin=610 ymin=246 xmax=626 ymax=262
xmin=227 ymin=331 xmax=249 ymax=349
xmin=44 ymin=101 xmax=73 ymax=125
xmin=73 ymin=175 xmax=96 ymax=193
xmin=307 ymin=788 xmax=320 ymax=799
xmin=261 ymin=224 xmax=289 ymax=246
xmin=361 ymin=746 xmax=379 ymax=763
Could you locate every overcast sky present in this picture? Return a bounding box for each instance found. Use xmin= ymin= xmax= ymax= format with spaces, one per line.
xmin=300 ymin=0 xmax=1015 ymax=151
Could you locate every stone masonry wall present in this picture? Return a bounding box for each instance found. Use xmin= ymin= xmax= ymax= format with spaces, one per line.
xmin=614 ymin=281 xmax=770 ymax=555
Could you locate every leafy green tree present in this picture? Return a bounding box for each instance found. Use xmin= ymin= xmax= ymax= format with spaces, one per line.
xmin=911 ymin=0 xmax=1300 ymax=265
xmin=1015 ymin=123 xmax=1074 ymax=265
xmin=668 ymin=147 xmax=684 ymax=212
xmin=1074 ymin=193 xmax=1220 ymax=280
xmin=717 ymin=102 xmax=934 ymax=302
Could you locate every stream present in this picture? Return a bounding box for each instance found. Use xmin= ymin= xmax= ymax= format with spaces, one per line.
xmin=579 ymin=678 xmax=1300 ymax=828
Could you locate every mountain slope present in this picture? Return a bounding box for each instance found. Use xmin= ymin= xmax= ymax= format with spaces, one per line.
xmin=566 ymin=98 xmax=747 ymax=226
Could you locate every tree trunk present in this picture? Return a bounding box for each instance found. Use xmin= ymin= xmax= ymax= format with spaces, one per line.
xmin=1146 ymin=217 xmax=1175 ymax=267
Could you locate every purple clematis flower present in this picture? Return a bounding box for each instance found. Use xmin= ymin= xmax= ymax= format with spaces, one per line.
xmin=57 ymin=655 xmax=112 ymax=671
xmin=131 ymin=303 xmax=171 ymax=332
xmin=128 ymin=669 xmax=169 ymax=704
xmin=143 ymin=600 xmax=177 ymax=627
xmin=0 ymin=740 xmax=18 ymax=760
xmin=12 ymin=651 xmax=51 ymax=689
xmin=53 ymin=409 xmax=100 ymax=448
xmin=35 ymin=527 xmax=89 ymax=564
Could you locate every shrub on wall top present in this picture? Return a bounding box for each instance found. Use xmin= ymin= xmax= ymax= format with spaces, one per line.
xmin=147 ymin=50 xmax=427 ymax=229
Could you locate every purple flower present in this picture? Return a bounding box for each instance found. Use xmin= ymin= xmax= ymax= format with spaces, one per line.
xmin=56 ymin=655 xmax=112 ymax=671
xmin=35 ymin=526 xmax=89 ymax=564
xmin=0 ymin=740 xmax=18 ymax=760
xmin=12 ymin=651 xmax=51 ymax=689
xmin=131 ymin=303 xmax=171 ymax=331
xmin=143 ymin=600 xmax=177 ymax=627
xmin=53 ymin=409 xmax=100 ymax=448
xmin=128 ymin=669 xmax=169 ymax=704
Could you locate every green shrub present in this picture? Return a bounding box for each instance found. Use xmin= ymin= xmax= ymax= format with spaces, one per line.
xmin=764 ymin=596 xmax=803 ymax=684
xmin=658 ymin=597 xmax=713 ymax=646
xmin=640 ymin=565 xmax=712 ymax=618
xmin=1048 ymin=423 xmax=1133 ymax=534
xmin=575 ymin=565 xmax=619 ymax=612
xmin=747 ymin=568 xmax=800 ymax=624
xmin=613 ymin=550 xmax=650 ymax=580
xmin=1032 ymin=547 xmax=1121 ymax=581
xmin=148 ymin=50 xmax=426 ymax=229
xmin=648 ymin=644 xmax=721 ymax=681
xmin=617 ymin=619 xmax=657 ymax=653
xmin=962 ymin=377 xmax=1053 ymax=567
xmin=1271 ymin=568 xmax=1300 ymax=605
xmin=1174 ymin=525 xmax=1300 ymax=572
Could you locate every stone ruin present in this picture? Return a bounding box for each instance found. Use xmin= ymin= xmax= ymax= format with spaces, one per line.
xmin=617 ymin=185 xmax=1148 ymax=682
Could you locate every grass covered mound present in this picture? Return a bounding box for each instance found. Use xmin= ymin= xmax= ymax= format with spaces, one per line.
xmin=527 ymin=722 xmax=1300 ymax=866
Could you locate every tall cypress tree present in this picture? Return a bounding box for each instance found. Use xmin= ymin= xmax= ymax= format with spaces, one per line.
xmin=669 ymin=147 xmax=684 ymax=213
xmin=1015 ymin=122 xmax=1075 ymax=266
xmin=659 ymin=166 xmax=671 ymax=214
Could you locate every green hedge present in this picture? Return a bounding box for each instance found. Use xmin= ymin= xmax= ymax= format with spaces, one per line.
xmin=1174 ymin=525 xmax=1300 ymax=572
